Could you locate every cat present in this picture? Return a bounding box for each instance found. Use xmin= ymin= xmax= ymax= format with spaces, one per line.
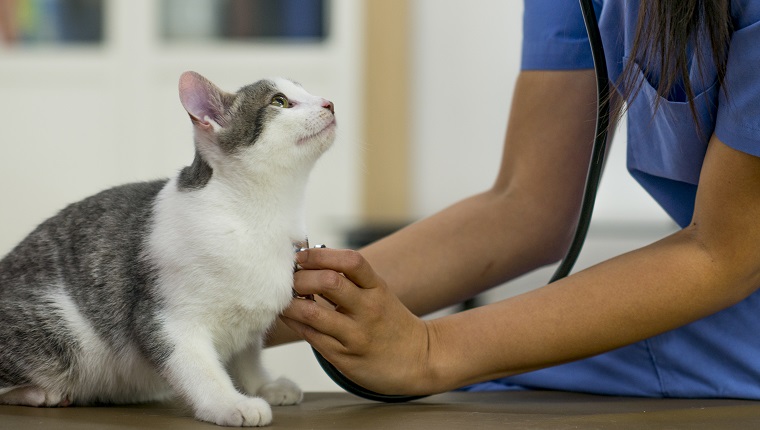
xmin=0 ymin=71 xmax=336 ymax=426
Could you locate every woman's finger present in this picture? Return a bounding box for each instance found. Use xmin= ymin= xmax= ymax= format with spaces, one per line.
xmin=279 ymin=315 xmax=347 ymax=355
xmin=296 ymin=248 xmax=382 ymax=290
xmin=293 ymin=269 xmax=364 ymax=310
xmin=281 ymin=297 xmax=354 ymax=344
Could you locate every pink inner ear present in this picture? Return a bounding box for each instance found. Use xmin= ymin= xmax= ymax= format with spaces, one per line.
xmin=179 ymin=71 xmax=222 ymax=125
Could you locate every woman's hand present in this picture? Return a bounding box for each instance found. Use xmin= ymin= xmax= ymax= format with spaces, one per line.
xmin=281 ymin=248 xmax=436 ymax=396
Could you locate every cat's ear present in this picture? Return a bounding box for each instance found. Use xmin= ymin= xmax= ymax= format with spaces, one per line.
xmin=178 ymin=71 xmax=232 ymax=131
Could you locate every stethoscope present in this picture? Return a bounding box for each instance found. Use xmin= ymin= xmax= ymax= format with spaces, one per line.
xmin=311 ymin=0 xmax=611 ymax=403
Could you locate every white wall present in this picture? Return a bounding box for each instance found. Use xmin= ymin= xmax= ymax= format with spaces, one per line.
xmin=410 ymin=0 xmax=671 ymax=224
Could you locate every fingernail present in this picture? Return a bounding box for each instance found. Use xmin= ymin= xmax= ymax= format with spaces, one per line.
xmin=296 ymin=251 xmax=307 ymax=264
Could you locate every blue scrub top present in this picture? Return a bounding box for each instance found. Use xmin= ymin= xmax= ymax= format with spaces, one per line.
xmin=464 ymin=0 xmax=760 ymax=398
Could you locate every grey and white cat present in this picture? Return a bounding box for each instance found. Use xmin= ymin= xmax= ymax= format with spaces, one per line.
xmin=0 ymin=71 xmax=336 ymax=426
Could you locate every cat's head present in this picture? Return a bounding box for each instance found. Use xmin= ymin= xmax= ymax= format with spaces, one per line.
xmin=178 ymin=71 xmax=336 ymax=179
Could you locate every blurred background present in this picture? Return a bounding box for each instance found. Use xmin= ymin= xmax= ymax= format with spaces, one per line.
xmin=0 ymin=0 xmax=676 ymax=392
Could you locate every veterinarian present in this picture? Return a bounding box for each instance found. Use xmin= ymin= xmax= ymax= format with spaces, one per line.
xmin=279 ymin=0 xmax=760 ymax=398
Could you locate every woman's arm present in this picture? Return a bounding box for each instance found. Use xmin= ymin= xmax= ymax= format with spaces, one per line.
xmin=362 ymin=70 xmax=601 ymax=315
xmin=283 ymin=135 xmax=760 ymax=395
xmin=421 ymin=136 xmax=760 ymax=393
xmin=267 ymin=70 xmax=600 ymax=347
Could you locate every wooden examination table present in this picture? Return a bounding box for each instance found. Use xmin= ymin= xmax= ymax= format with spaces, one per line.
xmin=1 ymin=390 xmax=759 ymax=429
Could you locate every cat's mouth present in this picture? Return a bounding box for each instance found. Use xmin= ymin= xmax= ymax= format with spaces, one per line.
xmin=298 ymin=118 xmax=336 ymax=145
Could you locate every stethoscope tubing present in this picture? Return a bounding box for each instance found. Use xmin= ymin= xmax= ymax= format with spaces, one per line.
xmin=312 ymin=0 xmax=611 ymax=402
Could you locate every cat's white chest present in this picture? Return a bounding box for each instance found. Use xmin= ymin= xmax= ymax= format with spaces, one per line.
xmin=149 ymin=178 xmax=301 ymax=350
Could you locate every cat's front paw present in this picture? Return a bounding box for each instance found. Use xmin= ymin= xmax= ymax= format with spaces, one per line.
xmin=195 ymin=395 xmax=272 ymax=427
xmin=257 ymin=377 xmax=303 ymax=406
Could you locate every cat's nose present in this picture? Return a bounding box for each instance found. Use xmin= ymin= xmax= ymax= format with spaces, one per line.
xmin=322 ymin=100 xmax=335 ymax=114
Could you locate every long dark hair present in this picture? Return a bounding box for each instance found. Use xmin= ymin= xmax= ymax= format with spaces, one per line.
xmin=620 ymin=0 xmax=732 ymax=123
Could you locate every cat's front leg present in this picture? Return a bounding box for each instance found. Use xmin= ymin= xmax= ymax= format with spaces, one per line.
xmin=160 ymin=327 xmax=273 ymax=427
xmin=228 ymin=337 xmax=303 ymax=406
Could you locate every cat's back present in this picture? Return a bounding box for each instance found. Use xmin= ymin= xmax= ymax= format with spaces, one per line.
xmin=0 ymin=180 xmax=173 ymax=402
xmin=0 ymin=179 xmax=168 ymax=292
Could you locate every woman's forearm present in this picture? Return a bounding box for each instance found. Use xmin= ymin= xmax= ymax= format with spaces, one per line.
xmin=361 ymin=70 xmax=600 ymax=317
xmin=422 ymin=226 xmax=754 ymax=393
xmin=360 ymin=189 xmax=571 ymax=316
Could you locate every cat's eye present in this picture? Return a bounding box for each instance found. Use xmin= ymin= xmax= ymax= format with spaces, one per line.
xmin=270 ymin=94 xmax=290 ymax=108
